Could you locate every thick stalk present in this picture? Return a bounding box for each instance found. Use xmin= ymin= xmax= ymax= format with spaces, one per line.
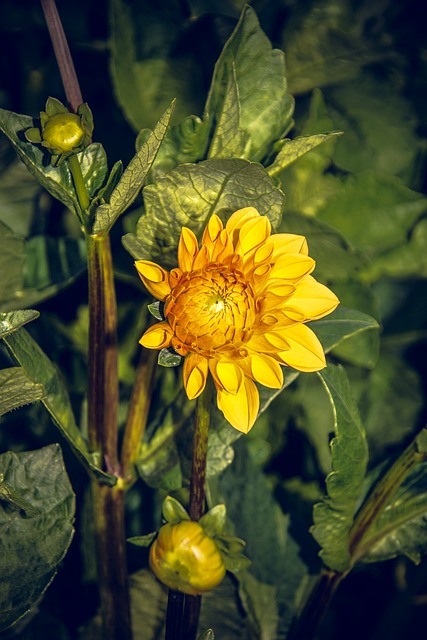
xmin=92 ymin=482 xmax=132 ymax=640
xmin=40 ymin=0 xmax=83 ymax=112
xmin=86 ymin=233 xmax=119 ymax=473
xmin=121 ymin=348 xmax=157 ymax=485
xmin=165 ymin=379 xmax=213 ymax=640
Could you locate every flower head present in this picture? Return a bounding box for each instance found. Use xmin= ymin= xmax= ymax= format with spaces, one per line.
xmin=136 ymin=207 xmax=339 ymax=433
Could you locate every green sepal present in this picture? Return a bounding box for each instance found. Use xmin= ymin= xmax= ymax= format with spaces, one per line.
xmin=198 ymin=630 xmax=215 ymax=640
xmin=215 ymin=535 xmax=251 ymax=573
xmin=127 ymin=532 xmax=157 ymax=547
xmin=147 ymin=301 xmax=163 ymax=321
xmin=24 ymin=127 xmax=42 ymax=143
xmin=158 ymin=348 xmax=182 ymax=368
xmin=44 ymin=97 xmax=69 ymax=117
xmin=199 ymin=504 xmax=227 ymax=538
xmin=162 ymin=496 xmax=190 ymax=524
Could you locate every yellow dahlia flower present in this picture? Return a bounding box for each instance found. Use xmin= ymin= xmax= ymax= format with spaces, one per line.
xmin=135 ymin=207 xmax=339 ymax=434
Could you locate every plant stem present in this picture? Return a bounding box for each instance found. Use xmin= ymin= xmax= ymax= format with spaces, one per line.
xmin=287 ymin=571 xmax=343 ymax=640
xmin=92 ymin=481 xmax=132 ymax=640
xmin=68 ymin=153 xmax=90 ymax=218
xmin=40 ymin=0 xmax=83 ymax=112
xmin=121 ymin=347 xmax=157 ymax=485
xmin=86 ymin=233 xmax=119 ymax=474
xmin=164 ymin=379 xmax=213 ymax=640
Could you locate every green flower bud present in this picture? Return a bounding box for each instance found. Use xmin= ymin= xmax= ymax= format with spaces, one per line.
xmin=42 ymin=112 xmax=85 ymax=153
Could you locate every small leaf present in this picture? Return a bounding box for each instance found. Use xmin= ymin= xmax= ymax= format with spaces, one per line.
xmin=311 ymin=364 xmax=369 ymax=572
xmin=92 ymin=101 xmax=175 ymax=234
xmin=0 ymin=310 xmax=39 ymax=337
xmin=0 ymin=445 xmax=75 ymax=632
xmin=199 ymin=504 xmax=227 ymax=537
xmin=267 ymin=132 xmax=342 ymax=177
xmin=123 ymin=158 xmax=284 ymax=267
xmin=128 ymin=532 xmax=157 ymax=548
xmin=162 ymin=496 xmax=190 ymax=524
xmin=158 ymin=348 xmax=182 ymax=368
xmin=0 ymin=367 xmax=44 ymax=416
xmin=148 ymin=301 xmax=163 ymax=321
xmin=208 ymin=64 xmax=246 ymax=159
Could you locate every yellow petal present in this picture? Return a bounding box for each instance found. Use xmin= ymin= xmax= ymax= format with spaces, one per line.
xmin=209 ymin=360 xmax=243 ymax=395
xmin=277 ymin=324 xmax=326 ymax=372
xmin=269 ymin=233 xmax=309 ymax=259
xmin=178 ymin=227 xmax=199 ymax=272
xmin=284 ymin=276 xmax=340 ymax=322
xmin=248 ymin=353 xmax=283 ymax=388
xmin=135 ymin=260 xmax=171 ymax=300
xmin=183 ymin=353 xmax=209 ymax=400
xmin=139 ymin=322 xmax=173 ymax=349
xmin=270 ymin=254 xmax=315 ymax=281
xmin=236 ymin=216 xmax=271 ymax=256
xmin=216 ymin=377 xmax=259 ymax=434
xmin=202 ymin=214 xmax=223 ymax=246
xmin=226 ymin=207 xmax=260 ymax=234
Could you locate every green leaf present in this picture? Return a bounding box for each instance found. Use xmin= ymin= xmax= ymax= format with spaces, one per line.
xmin=360 ymin=460 xmax=427 ymax=565
xmin=0 ymin=445 xmax=75 ymax=632
xmin=317 ymin=172 xmax=427 ymax=256
xmin=329 ymin=74 xmax=420 ymax=177
xmin=308 ymin=306 xmax=380 ymax=354
xmin=267 ymin=132 xmax=342 ymax=177
xmin=0 ymin=367 xmax=44 ymax=416
xmin=199 ymin=504 xmax=226 ymax=538
xmin=2 ymin=327 xmax=116 ymax=486
xmin=0 ymin=152 xmax=40 ymax=237
xmin=218 ymin=439 xmax=298 ymax=638
xmin=311 ymin=364 xmax=369 ymax=572
xmin=208 ymin=64 xmax=246 ymax=159
xmin=206 ymin=6 xmax=294 ymax=163
xmin=127 ymin=532 xmax=157 ymax=548
xmin=0 ymin=310 xmax=39 ymax=338
xmin=0 ymin=219 xmax=25 ymax=308
xmin=109 ymin=0 xmax=200 ymax=132
xmin=123 ymin=158 xmax=285 ymax=267
xmin=23 ymin=236 xmax=87 ymax=290
xmin=92 ymin=101 xmax=175 ymax=234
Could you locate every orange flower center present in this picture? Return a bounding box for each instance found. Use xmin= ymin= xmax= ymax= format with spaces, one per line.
xmin=164 ymin=264 xmax=256 ymax=357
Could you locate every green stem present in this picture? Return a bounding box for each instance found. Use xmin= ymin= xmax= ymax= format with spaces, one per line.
xmin=92 ymin=482 xmax=132 ymax=640
xmin=121 ymin=347 xmax=157 ymax=485
xmin=40 ymin=0 xmax=83 ymax=112
xmin=165 ymin=379 xmax=213 ymax=640
xmin=68 ymin=153 xmax=90 ymax=217
xmin=349 ymin=438 xmax=425 ymax=563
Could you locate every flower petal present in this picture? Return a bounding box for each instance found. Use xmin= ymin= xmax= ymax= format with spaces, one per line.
xmin=277 ymin=324 xmax=326 ymax=371
xmin=226 ymin=207 xmax=260 ymax=234
xmin=216 ymin=377 xmax=259 ymax=434
xmin=135 ymin=260 xmax=171 ymax=300
xmin=178 ymin=227 xmax=199 ymax=272
xmin=269 ymin=233 xmax=309 ymax=258
xmin=270 ymin=253 xmax=315 ymax=282
xmin=236 ymin=216 xmax=271 ymax=257
xmin=209 ymin=359 xmax=243 ymax=395
xmin=284 ymin=275 xmax=340 ymax=321
xmin=183 ymin=353 xmax=209 ymax=400
xmin=202 ymin=214 xmax=223 ymax=246
xmin=140 ymin=322 xmax=174 ymax=349
xmin=248 ymin=353 xmax=283 ymax=388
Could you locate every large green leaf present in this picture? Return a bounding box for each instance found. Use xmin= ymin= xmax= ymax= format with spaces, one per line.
xmin=0 ymin=219 xmax=24 ymax=308
xmin=267 ymin=132 xmax=342 ymax=177
xmin=308 ymin=306 xmax=380 ymax=354
xmin=0 ymin=445 xmax=75 ymax=632
xmin=92 ymin=102 xmax=175 ymax=234
xmin=0 ymin=150 xmax=39 ymax=237
xmin=0 ymin=309 xmax=39 ymax=337
xmin=0 ymin=367 xmax=44 ymax=416
xmin=316 ymin=172 xmax=427 ymax=256
xmin=123 ymin=158 xmax=285 ymax=267
xmin=2 ymin=324 xmax=116 ymax=486
xmin=205 ymin=6 xmax=294 ymax=163
xmin=311 ymin=364 xmax=369 ymax=572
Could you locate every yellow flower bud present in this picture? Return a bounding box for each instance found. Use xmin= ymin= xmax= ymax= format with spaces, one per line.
xmin=149 ymin=521 xmax=226 ymax=595
xmin=42 ymin=113 xmax=85 ymax=153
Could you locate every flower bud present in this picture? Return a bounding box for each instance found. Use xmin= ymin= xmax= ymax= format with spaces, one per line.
xmin=149 ymin=521 xmax=226 ymax=595
xmin=42 ymin=113 xmax=85 ymax=153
